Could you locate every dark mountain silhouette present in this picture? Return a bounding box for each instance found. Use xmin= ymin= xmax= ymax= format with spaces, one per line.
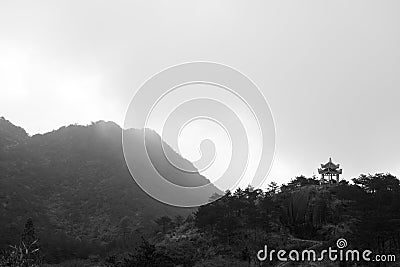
xmin=0 ymin=117 xmax=221 ymax=260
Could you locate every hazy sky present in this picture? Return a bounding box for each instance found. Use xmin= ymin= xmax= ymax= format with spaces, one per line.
xmin=1 ymin=0 xmax=399 ymax=186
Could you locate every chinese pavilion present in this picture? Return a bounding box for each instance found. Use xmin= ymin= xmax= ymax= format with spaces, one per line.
xmin=318 ymin=157 xmax=342 ymax=183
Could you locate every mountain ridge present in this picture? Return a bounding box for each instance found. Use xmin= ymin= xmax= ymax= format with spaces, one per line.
xmin=0 ymin=117 xmax=221 ymax=259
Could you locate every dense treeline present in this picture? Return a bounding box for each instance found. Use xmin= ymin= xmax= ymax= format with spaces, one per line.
xmin=11 ymin=173 xmax=395 ymax=267
xmin=188 ymin=174 xmax=400 ymax=265
xmin=2 ymin=173 xmax=400 ymax=266
xmin=2 ymin=174 xmax=400 ymax=266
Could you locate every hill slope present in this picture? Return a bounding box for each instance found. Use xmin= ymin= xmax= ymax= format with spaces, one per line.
xmin=0 ymin=118 xmax=221 ymax=257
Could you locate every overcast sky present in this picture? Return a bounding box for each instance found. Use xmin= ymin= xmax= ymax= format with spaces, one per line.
xmin=1 ymin=0 xmax=399 ymax=186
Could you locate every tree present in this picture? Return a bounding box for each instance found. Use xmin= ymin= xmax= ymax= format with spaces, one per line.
xmin=21 ymin=218 xmax=38 ymax=248
xmin=174 ymin=215 xmax=184 ymax=226
xmin=353 ymin=173 xmax=399 ymax=194
xmin=155 ymin=216 xmax=173 ymax=234
xmin=2 ymin=217 xmax=42 ymax=266
xmin=267 ymin=181 xmax=279 ymax=195
xmin=124 ymin=237 xmax=174 ymax=267
xmin=281 ymin=175 xmax=320 ymax=192
xmin=119 ymin=216 xmax=131 ymax=247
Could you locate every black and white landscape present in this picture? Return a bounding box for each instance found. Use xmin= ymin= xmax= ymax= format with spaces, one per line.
xmin=1 ymin=119 xmax=400 ymax=266
xmin=1 ymin=1 xmax=400 ymax=266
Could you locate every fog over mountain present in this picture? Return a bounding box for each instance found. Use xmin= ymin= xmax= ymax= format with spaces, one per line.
xmin=0 ymin=117 xmax=221 ymax=260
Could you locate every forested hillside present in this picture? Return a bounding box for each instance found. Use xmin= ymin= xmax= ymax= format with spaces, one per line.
xmin=1 ymin=117 xmax=399 ymax=266
xmin=112 ymin=175 xmax=400 ymax=266
xmin=0 ymin=118 xmax=219 ymax=263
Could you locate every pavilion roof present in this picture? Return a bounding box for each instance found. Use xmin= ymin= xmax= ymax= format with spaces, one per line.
xmin=320 ymin=157 xmax=340 ymax=169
